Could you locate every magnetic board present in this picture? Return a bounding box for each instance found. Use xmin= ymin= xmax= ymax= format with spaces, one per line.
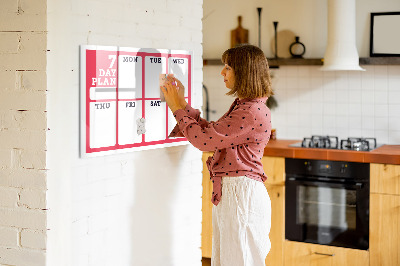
xmin=80 ymin=45 xmax=192 ymax=157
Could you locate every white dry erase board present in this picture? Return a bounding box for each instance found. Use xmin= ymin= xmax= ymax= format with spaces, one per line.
xmin=80 ymin=45 xmax=193 ymax=157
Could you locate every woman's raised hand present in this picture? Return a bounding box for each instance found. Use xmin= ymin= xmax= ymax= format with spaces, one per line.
xmin=172 ymin=76 xmax=186 ymax=103
xmin=161 ymin=76 xmax=186 ymax=113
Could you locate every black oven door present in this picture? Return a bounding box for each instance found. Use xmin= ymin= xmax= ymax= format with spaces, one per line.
xmin=285 ymin=177 xmax=369 ymax=250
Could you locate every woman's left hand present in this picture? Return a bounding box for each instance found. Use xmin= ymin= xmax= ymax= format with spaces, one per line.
xmin=160 ymin=79 xmax=184 ymax=113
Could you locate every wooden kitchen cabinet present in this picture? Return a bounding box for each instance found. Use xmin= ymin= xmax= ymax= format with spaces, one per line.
xmin=261 ymin=156 xmax=285 ymax=266
xmin=370 ymin=163 xmax=400 ymax=195
xmin=370 ymin=163 xmax=400 ymax=266
xmin=201 ymin=154 xmax=286 ymax=266
xmin=370 ymin=193 xmax=400 ymax=266
xmin=261 ymin=156 xmax=285 ymax=185
xmin=264 ymin=184 xmax=285 ymax=266
xmin=284 ymin=241 xmax=369 ymax=266
xmin=202 ymin=152 xmax=213 ymax=258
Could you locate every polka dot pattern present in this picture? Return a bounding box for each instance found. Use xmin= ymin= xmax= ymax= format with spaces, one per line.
xmin=169 ymin=97 xmax=272 ymax=206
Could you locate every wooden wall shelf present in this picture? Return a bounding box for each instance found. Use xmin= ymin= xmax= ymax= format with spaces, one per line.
xmin=268 ymin=58 xmax=322 ymax=67
xmin=203 ymin=58 xmax=323 ymax=67
xmin=359 ymin=57 xmax=400 ymax=65
xmin=203 ymin=57 xmax=400 ymax=67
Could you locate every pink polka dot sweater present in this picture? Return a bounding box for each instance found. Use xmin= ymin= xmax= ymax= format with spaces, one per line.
xmin=169 ymin=97 xmax=272 ymax=206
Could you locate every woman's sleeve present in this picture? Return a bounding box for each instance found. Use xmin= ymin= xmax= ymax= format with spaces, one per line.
xmin=169 ymin=104 xmax=210 ymax=138
xmin=172 ymin=107 xmax=256 ymax=152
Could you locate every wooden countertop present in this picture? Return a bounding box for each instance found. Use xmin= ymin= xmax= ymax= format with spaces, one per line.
xmin=263 ymin=139 xmax=400 ymax=165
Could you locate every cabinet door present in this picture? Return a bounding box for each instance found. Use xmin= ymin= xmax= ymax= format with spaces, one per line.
xmin=370 ymin=193 xmax=400 ymax=266
xmin=202 ymin=152 xmax=213 ymax=258
xmin=265 ymin=185 xmax=284 ymax=266
xmin=284 ymin=241 xmax=369 ymax=266
xmin=261 ymin=156 xmax=285 ymax=185
xmin=370 ymin=163 xmax=400 ymax=195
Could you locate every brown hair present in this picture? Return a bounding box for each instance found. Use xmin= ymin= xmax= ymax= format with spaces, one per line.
xmin=221 ymin=44 xmax=273 ymax=99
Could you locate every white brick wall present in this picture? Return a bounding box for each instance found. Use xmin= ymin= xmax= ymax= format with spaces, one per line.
xmin=2 ymin=0 xmax=203 ymax=264
xmin=0 ymin=169 xmax=47 ymax=189
xmin=0 ymin=247 xmax=46 ymax=266
xmin=0 ymin=0 xmax=48 ymax=265
xmin=0 ymin=227 xmax=19 ymax=247
xmin=21 ymin=229 xmax=47 ymax=250
xmin=47 ymin=0 xmax=203 ymax=266
xmin=0 ymin=187 xmax=19 ymax=208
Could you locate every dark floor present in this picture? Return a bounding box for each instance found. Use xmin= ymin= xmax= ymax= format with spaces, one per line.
xmin=202 ymin=257 xmax=211 ymax=266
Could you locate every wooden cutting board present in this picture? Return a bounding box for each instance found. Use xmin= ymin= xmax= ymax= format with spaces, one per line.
xmin=231 ymin=16 xmax=249 ymax=48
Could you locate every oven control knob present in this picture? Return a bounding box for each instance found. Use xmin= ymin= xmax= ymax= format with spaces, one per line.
xmin=304 ymin=161 xmax=312 ymax=171
xmin=340 ymin=164 xmax=347 ymax=174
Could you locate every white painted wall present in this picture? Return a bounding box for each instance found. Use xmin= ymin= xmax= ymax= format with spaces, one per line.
xmin=203 ymin=0 xmax=400 ymax=145
xmin=46 ymin=0 xmax=203 ymax=266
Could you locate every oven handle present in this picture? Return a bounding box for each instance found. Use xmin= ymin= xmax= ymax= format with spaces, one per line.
xmin=286 ymin=177 xmax=364 ymax=189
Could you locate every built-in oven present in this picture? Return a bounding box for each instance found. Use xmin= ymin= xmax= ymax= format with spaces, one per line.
xmin=285 ymin=158 xmax=369 ymax=250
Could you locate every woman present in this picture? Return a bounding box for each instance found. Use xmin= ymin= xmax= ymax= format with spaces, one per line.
xmin=161 ymin=44 xmax=273 ymax=266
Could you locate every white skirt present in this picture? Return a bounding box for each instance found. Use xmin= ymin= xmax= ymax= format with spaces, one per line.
xmin=212 ymin=176 xmax=271 ymax=266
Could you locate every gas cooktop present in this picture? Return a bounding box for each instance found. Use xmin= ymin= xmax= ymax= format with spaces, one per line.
xmin=289 ymin=135 xmax=382 ymax=151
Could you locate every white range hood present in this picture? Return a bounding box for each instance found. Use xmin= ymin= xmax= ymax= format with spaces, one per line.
xmin=320 ymin=0 xmax=365 ymax=71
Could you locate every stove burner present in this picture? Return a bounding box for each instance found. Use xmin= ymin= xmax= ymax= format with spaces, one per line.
xmin=301 ymin=135 xmax=339 ymax=149
xmin=340 ymin=137 xmax=377 ymax=151
xmin=295 ymin=136 xmax=378 ymax=151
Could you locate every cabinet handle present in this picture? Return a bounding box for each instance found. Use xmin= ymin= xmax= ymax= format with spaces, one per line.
xmin=314 ymin=252 xmax=335 ymax=257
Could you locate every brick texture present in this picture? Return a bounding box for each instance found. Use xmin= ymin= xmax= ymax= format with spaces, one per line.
xmin=0 ymin=227 xmax=19 ymax=247
xmin=0 ymin=0 xmax=47 ymax=265
xmin=19 ymin=189 xmax=47 ymax=209
xmin=0 ymin=208 xmax=46 ymax=230
xmin=46 ymin=0 xmax=204 ymax=265
xmin=0 ymin=168 xmax=47 ymax=189
xmin=3 ymin=0 xmax=204 ymax=265
xmin=0 ymin=0 xmax=47 ymax=32
xmin=0 ymin=187 xmax=19 ymax=208
xmin=0 ymin=247 xmax=46 ymax=266
xmin=0 ymin=32 xmax=47 ymax=71
xmin=21 ymin=229 xmax=46 ymax=250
